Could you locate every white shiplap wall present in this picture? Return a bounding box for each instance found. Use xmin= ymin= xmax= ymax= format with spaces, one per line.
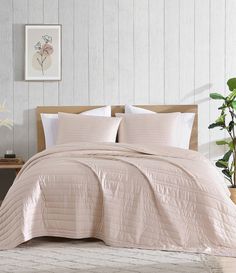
xmin=0 ymin=0 xmax=234 ymax=164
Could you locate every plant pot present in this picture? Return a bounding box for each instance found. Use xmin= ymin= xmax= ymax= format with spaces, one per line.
xmin=229 ymin=188 xmax=236 ymax=204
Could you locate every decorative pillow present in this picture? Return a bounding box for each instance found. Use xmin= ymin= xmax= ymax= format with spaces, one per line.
xmin=57 ymin=113 xmax=122 ymax=144
xmin=124 ymin=105 xmax=195 ymax=149
xmin=41 ymin=106 xmax=111 ymax=148
xmin=116 ymin=113 xmax=181 ymax=147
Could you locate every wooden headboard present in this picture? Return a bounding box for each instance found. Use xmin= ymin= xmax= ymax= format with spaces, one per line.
xmin=36 ymin=105 xmax=198 ymax=152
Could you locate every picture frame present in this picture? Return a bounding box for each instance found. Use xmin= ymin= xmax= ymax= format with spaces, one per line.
xmin=25 ymin=24 xmax=62 ymax=81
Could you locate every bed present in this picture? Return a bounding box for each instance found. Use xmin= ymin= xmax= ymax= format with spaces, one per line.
xmin=1 ymin=105 xmax=236 ymax=257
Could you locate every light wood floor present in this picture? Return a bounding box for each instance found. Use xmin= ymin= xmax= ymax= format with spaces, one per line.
xmin=213 ymin=256 xmax=236 ymax=273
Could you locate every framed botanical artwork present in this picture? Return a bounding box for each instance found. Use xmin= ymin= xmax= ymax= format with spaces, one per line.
xmin=25 ymin=24 xmax=62 ymax=81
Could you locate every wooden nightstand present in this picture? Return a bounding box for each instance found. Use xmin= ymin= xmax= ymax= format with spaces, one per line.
xmin=0 ymin=158 xmax=24 ymax=176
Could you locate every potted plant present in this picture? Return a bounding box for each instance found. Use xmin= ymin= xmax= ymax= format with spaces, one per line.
xmin=209 ymin=78 xmax=236 ymax=204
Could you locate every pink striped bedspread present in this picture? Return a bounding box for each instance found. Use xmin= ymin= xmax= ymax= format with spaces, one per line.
xmin=0 ymin=142 xmax=236 ymax=256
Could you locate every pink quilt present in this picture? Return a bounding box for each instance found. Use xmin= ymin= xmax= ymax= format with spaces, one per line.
xmin=0 ymin=142 xmax=236 ymax=256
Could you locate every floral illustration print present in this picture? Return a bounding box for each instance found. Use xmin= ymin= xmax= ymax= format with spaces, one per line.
xmin=34 ymin=35 xmax=53 ymax=75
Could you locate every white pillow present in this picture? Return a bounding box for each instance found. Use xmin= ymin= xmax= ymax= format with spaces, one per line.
xmin=124 ymin=105 xmax=195 ymax=149
xmin=125 ymin=105 xmax=155 ymax=114
xmin=57 ymin=113 xmax=121 ymax=144
xmin=41 ymin=106 xmax=111 ymax=149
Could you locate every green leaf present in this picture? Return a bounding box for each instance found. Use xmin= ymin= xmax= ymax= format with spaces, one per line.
xmin=222 ymin=169 xmax=232 ymax=179
xmin=231 ymin=101 xmax=236 ymax=110
xmin=228 ymin=120 xmax=234 ymax=132
xmin=216 ymin=140 xmax=228 ymax=145
xmin=216 ymin=160 xmax=228 ymax=168
xmin=223 ymin=150 xmax=233 ymax=162
xmin=227 ymin=78 xmax=236 ymax=91
xmin=228 ymin=140 xmax=234 ymax=150
xmin=208 ymin=122 xmax=225 ymax=129
xmin=210 ymin=93 xmax=225 ymax=100
xmin=227 ymin=89 xmax=236 ymax=101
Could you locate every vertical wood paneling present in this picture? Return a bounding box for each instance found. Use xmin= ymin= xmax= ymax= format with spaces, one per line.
xmin=226 ymin=1 xmax=236 ymax=82
xmin=195 ymin=0 xmax=210 ymax=158
xmin=74 ymin=0 xmax=89 ymax=105
xmin=179 ymin=0 xmax=194 ymax=104
xmin=119 ymin=0 xmax=134 ymax=104
xmin=43 ymin=0 xmax=59 ymax=106
xmin=209 ymin=0 xmax=225 ymax=161
xmin=149 ymin=0 xmax=164 ymax=104
xmin=88 ymin=0 xmax=104 ymax=105
xmin=104 ymin=0 xmax=119 ymax=104
xmin=0 ymin=0 xmax=13 ymax=156
xmin=58 ymin=0 xmax=74 ymax=105
xmin=0 ymin=0 xmax=232 ymax=167
xmin=164 ymin=0 xmax=179 ymax=103
xmin=28 ymin=0 xmax=44 ymax=157
xmin=13 ymin=0 xmax=29 ymax=160
xmin=134 ymin=0 xmax=149 ymax=104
